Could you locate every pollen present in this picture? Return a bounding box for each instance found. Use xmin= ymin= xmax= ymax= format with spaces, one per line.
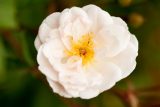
xmin=65 ymin=32 xmax=95 ymax=65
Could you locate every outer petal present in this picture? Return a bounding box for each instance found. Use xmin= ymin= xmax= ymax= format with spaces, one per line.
xmin=59 ymin=71 xmax=88 ymax=97
xmin=87 ymin=61 xmax=121 ymax=90
xmin=37 ymin=46 xmax=58 ymax=81
xmin=130 ymin=34 xmax=138 ymax=51
xmin=47 ymin=78 xmax=72 ymax=98
xmin=79 ymin=61 xmax=122 ymax=99
xmin=112 ymin=16 xmax=128 ymax=30
xmin=79 ymin=88 xmax=100 ymax=99
xmin=38 ymin=12 xmax=60 ymax=42
xmin=44 ymin=12 xmax=60 ymax=28
xmin=42 ymin=38 xmax=65 ymax=59
xmin=108 ymin=39 xmax=138 ymax=79
xmin=38 ymin=22 xmax=51 ymax=42
xmin=83 ymin=4 xmax=113 ymax=32
xmin=34 ymin=36 xmax=42 ymax=50
xmin=95 ymin=24 xmax=130 ymax=57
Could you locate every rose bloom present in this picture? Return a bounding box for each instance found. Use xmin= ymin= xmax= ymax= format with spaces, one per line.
xmin=35 ymin=4 xmax=138 ymax=99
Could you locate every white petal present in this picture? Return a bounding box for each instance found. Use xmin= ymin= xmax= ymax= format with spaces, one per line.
xmin=59 ymin=71 xmax=88 ymax=97
xmin=130 ymin=34 xmax=138 ymax=51
xmin=71 ymin=19 xmax=90 ymax=41
xmin=47 ymin=29 xmax=60 ymax=40
xmin=47 ymin=78 xmax=72 ymax=98
xmin=38 ymin=12 xmax=60 ymax=42
xmin=95 ymin=24 xmax=130 ymax=57
xmin=83 ymin=4 xmax=113 ymax=32
xmin=42 ymin=38 xmax=67 ymax=74
xmin=38 ymin=22 xmax=52 ymax=42
xmin=44 ymin=12 xmax=60 ymax=28
xmin=42 ymin=38 xmax=65 ymax=59
xmin=59 ymin=9 xmax=71 ymax=28
xmin=79 ymin=88 xmax=100 ymax=99
xmin=59 ymin=7 xmax=91 ymax=40
xmin=112 ymin=16 xmax=128 ymax=30
xmin=86 ymin=61 xmax=122 ymax=91
xmin=108 ymin=42 xmax=138 ymax=79
xmin=37 ymin=46 xmax=58 ymax=81
xmin=34 ymin=36 xmax=42 ymax=50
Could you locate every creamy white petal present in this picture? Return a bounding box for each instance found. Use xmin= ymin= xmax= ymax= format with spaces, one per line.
xmin=86 ymin=61 xmax=122 ymax=91
xmin=79 ymin=88 xmax=100 ymax=99
xmin=47 ymin=78 xmax=72 ymax=98
xmin=59 ymin=7 xmax=91 ymax=41
xmin=130 ymin=34 xmax=138 ymax=51
xmin=59 ymin=71 xmax=88 ymax=97
xmin=71 ymin=19 xmax=91 ymax=41
xmin=83 ymin=4 xmax=113 ymax=32
xmin=34 ymin=36 xmax=42 ymax=50
xmin=112 ymin=16 xmax=128 ymax=30
xmin=44 ymin=12 xmax=60 ymax=28
xmin=38 ymin=12 xmax=60 ymax=42
xmin=108 ymin=42 xmax=138 ymax=79
xmin=37 ymin=46 xmax=58 ymax=81
xmin=47 ymin=29 xmax=60 ymax=40
xmin=42 ymin=38 xmax=65 ymax=58
xmin=38 ymin=22 xmax=52 ymax=42
xmin=95 ymin=24 xmax=130 ymax=57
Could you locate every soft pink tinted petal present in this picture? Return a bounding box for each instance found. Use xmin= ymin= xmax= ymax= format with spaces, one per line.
xmin=38 ymin=12 xmax=60 ymax=42
xmin=86 ymin=61 xmax=122 ymax=91
xmin=95 ymin=24 xmax=130 ymax=57
xmin=42 ymin=38 xmax=65 ymax=59
xmin=59 ymin=7 xmax=91 ymax=41
xmin=44 ymin=12 xmax=60 ymax=28
xmin=112 ymin=16 xmax=128 ymax=30
xmin=108 ymin=42 xmax=138 ymax=79
xmin=130 ymin=34 xmax=138 ymax=51
xmin=83 ymin=4 xmax=113 ymax=32
xmin=34 ymin=36 xmax=42 ymax=50
xmin=59 ymin=71 xmax=88 ymax=97
xmin=38 ymin=22 xmax=52 ymax=42
xmin=79 ymin=88 xmax=100 ymax=99
xmin=37 ymin=46 xmax=58 ymax=81
xmin=47 ymin=78 xmax=72 ymax=98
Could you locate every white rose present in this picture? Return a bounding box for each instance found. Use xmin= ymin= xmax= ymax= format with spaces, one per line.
xmin=35 ymin=4 xmax=138 ymax=99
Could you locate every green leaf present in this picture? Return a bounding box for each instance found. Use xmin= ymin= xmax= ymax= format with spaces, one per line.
xmin=0 ymin=0 xmax=17 ymax=29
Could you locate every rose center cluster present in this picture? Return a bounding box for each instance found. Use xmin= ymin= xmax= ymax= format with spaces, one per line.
xmin=65 ymin=32 xmax=95 ymax=65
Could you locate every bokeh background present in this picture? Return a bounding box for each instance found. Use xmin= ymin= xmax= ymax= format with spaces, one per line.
xmin=0 ymin=0 xmax=160 ymax=107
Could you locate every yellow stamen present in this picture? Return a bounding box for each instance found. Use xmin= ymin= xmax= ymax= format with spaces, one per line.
xmin=65 ymin=32 xmax=95 ymax=65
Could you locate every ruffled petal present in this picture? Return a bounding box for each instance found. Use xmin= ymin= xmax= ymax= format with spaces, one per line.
xmin=85 ymin=61 xmax=122 ymax=91
xmin=44 ymin=12 xmax=60 ymax=28
xmin=112 ymin=16 xmax=128 ymax=30
xmin=79 ymin=88 xmax=99 ymax=99
xmin=95 ymin=24 xmax=130 ymax=57
xmin=59 ymin=70 xmax=88 ymax=97
xmin=38 ymin=12 xmax=60 ymax=42
xmin=130 ymin=34 xmax=138 ymax=51
xmin=47 ymin=78 xmax=72 ymax=98
xmin=108 ymin=41 xmax=138 ymax=79
xmin=38 ymin=22 xmax=52 ymax=42
xmin=59 ymin=7 xmax=91 ymax=41
xmin=83 ymin=4 xmax=113 ymax=32
xmin=34 ymin=36 xmax=42 ymax=50
xmin=37 ymin=46 xmax=58 ymax=81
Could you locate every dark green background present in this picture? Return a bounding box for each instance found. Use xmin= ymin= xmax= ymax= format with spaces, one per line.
xmin=0 ymin=0 xmax=160 ymax=107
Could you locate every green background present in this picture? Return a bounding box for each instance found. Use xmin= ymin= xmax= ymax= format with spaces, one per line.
xmin=0 ymin=0 xmax=160 ymax=107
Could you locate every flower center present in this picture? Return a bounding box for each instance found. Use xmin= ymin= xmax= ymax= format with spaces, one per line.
xmin=65 ymin=32 xmax=95 ymax=65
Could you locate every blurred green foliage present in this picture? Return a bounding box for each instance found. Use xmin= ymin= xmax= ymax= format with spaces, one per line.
xmin=0 ymin=0 xmax=160 ymax=107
